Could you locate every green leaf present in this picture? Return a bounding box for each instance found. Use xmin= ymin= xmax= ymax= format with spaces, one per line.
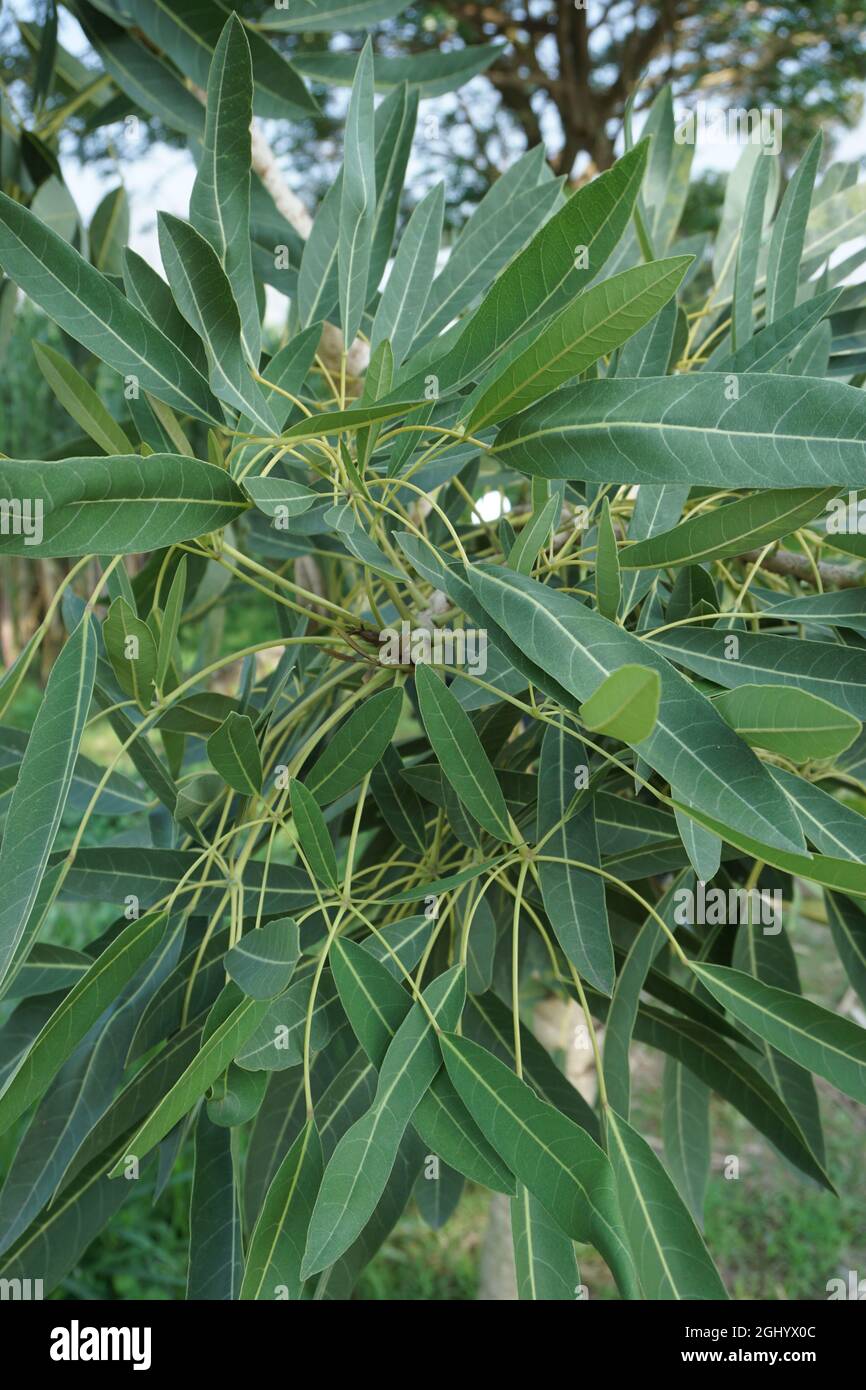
xmin=468 ymin=564 xmax=805 ymax=855
xmin=207 ymin=712 xmax=263 ymax=797
xmin=463 ymin=257 xmax=691 ymax=432
xmin=189 ymin=14 xmax=260 ymax=366
xmin=512 ymin=1184 xmax=579 ymax=1300
xmin=103 ymin=596 xmax=158 ymax=712
xmin=371 ymin=183 xmax=443 ymax=364
xmin=225 ymin=919 xmax=300 ymax=1000
xmin=603 ymin=873 xmax=686 ymax=1116
xmin=89 ymin=184 xmax=129 ymax=276
xmin=109 ymin=991 xmax=272 ymax=1173
xmin=0 ymin=191 xmax=219 ymax=424
xmin=581 ymin=665 xmax=660 ymax=745
xmin=32 ymin=340 xmax=132 ymax=454
xmin=605 ymin=1108 xmax=727 ymax=1299
xmin=154 ymin=553 xmax=186 ymax=692
xmin=593 ymin=496 xmax=621 ymax=620
xmin=305 ymin=686 xmax=403 ymax=805
xmin=292 ymin=43 xmax=500 ymax=98
xmin=0 ymin=911 xmax=168 ymax=1135
xmin=330 ymin=937 xmax=514 ymax=1193
xmin=241 ymin=1117 xmax=323 ymax=1300
xmin=733 ymin=915 xmax=826 ymax=1172
xmin=243 ymin=478 xmax=318 ymax=521
xmin=290 ymin=780 xmax=339 ymax=888
xmin=536 ymin=722 xmax=613 ymax=994
xmin=440 ymin=1032 xmax=637 ymax=1298
xmin=338 ymin=41 xmax=376 ymax=346
xmin=0 ymin=617 xmax=95 ymax=993
xmin=826 ymin=893 xmax=866 ymax=1008
xmin=731 ymin=152 xmax=770 ymax=351
xmin=123 ymin=245 xmax=208 ymax=374
xmin=415 ymin=665 xmax=513 ymax=842
xmin=427 ymin=142 xmax=650 ymax=395
xmin=494 ymin=373 xmax=866 ymax=487
xmin=158 ymin=213 xmax=276 ymax=433
xmin=0 ymin=454 xmax=246 ymax=558
xmin=369 ymin=743 xmax=427 ymax=853
xmin=766 ymin=133 xmax=822 ymax=324
xmin=621 ymin=488 xmax=837 ymax=570
xmin=652 ymin=628 xmax=866 ymax=722
xmin=508 ymin=492 xmax=560 ymax=576
xmin=713 ymin=683 xmax=861 ymax=762
xmin=187 ymin=1110 xmax=242 ymax=1299
xmin=661 ymin=1059 xmax=710 ymax=1227
xmin=693 ymin=963 xmax=866 ymax=1105
xmin=301 ymin=965 xmax=466 ymax=1277
xmin=410 ymin=167 xmax=563 ymax=352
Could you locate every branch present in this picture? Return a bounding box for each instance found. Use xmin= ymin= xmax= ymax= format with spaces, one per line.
xmin=738 ymin=548 xmax=865 ymax=590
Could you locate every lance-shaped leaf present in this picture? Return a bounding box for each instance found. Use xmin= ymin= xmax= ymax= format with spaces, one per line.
xmin=673 ymin=800 xmax=866 ymax=900
xmin=512 ymin=1184 xmax=579 ymax=1301
xmin=301 ymin=964 xmax=466 ymax=1277
xmin=731 ymin=152 xmax=770 ymax=351
xmin=766 ymin=132 xmax=821 ymax=324
xmin=32 ymin=340 xmax=132 ymax=454
xmin=716 ymin=289 xmax=840 ymax=375
xmin=125 ymin=0 xmax=318 ymax=123
xmin=330 ymin=938 xmax=514 ymax=1193
xmin=290 ymin=779 xmax=339 ymax=888
xmin=594 ymin=496 xmax=621 ymax=620
xmin=621 ymin=487 xmax=837 ymax=570
xmin=440 ymin=1033 xmax=637 ymax=1298
xmin=187 ymin=1110 xmax=242 ymax=1300
xmin=0 ymin=191 xmax=219 ymax=423
xmin=760 ymin=588 xmax=866 ymax=638
xmin=826 ymin=893 xmax=866 ymax=1008
xmin=463 ymin=256 xmax=690 ymax=431
xmin=508 ymin=492 xmax=560 ymax=576
xmin=0 ymin=617 xmax=95 ymax=993
xmin=225 ymin=919 xmax=300 ymax=1000
xmin=370 ymin=743 xmax=427 ymax=852
xmin=338 ymin=41 xmax=376 ymax=346
xmin=605 ymin=1108 xmax=727 ymax=1299
xmin=536 ymin=722 xmax=613 ymax=994
xmin=493 ymin=373 xmax=866 ymax=487
xmin=415 ymin=665 xmax=513 ymax=842
xmin=292 ymin=43 xmax=499 ymax=97
xmin=262 ymin=0 xmax=410 ymax=32
xmin=371 ymin=183 xmax=443 ymax=364
xmin=733 ymin=916 xmax=826 ymax=1172
xmin=651 ymin=628 xmax=866 ymax=721
xmin=468 ymin=564 xmax=805 ymax=855
xmin=580 ymin=664 xmax=659 ymax=745
xmin=662 ymin=1058 xmax=710 ymax=1228
xmin=429 ymin=141 xmax=650 ymax=395
xmin=0 ymin=911 xmax=167 ymax=1135
xmin=241 ymin=1117 xmax=323 ymax=1300
xmin=109 ymin=991 xmax=272 ymax=1173
xmin=0 ymin=455 xmax=247 ymax=558
xmin=103 ymin=596 xmax=158 ymax=712
xmin=692 ymin=963 xmax=866 ymax=1106
xmin=207 ymin=712 xmax=263 ymax=797
xmin=158 ymin=213 xmax=276 ymax=433
xmin=713 ymin=684 xmax=860 ymax=762
xmin=154 ymin=553 xmax=186 ymax=692
xmin=603 ymin=873 xmax=686 ymax=1117
xmin=189 ymin=14 xmax=260 ymax=366
xmin=305 ymin=686 xmax=403 ymax=805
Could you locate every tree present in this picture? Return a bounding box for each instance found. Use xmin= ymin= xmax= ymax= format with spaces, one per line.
xmin=1 ymin=12 xmax=866 ymax=1302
